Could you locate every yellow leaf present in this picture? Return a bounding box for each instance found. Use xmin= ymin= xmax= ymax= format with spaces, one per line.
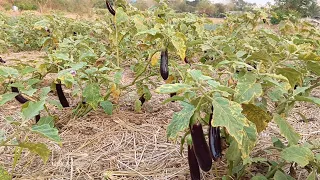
xmin=110 ymin=84 xmax=117 ymax=92
xmin=110 ymin=84 xmax=120 ymax=103
xmin=165 ymin=75 xmax=175 ymax=84
xmin=241 ymin=104 xmax=272 ymax=133
xmin=151 ymin=52 xmax=161 ymax=66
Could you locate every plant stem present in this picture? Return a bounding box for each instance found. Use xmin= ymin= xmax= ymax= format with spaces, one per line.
xmin=120 ymin=50 xmax=160 ymax=90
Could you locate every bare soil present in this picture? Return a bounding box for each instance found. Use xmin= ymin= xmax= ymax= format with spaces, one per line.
xmin=0 ymin=51 xmax=319 ymax=180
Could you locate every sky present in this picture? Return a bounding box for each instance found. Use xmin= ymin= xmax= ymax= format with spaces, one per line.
xmin=212 ymin=0 xmax=274 ymax=6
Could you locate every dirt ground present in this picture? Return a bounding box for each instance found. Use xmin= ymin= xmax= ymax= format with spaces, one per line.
xmin=0 ymin=51 xmax=320 ymax=180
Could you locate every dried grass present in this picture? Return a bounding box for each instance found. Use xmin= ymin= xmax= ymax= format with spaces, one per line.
xmin=0 ymin=52 xmax=319 ymax=180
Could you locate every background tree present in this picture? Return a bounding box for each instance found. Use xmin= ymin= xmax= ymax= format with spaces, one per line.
xmin=274 ymin=0 xmax=320 ymax=17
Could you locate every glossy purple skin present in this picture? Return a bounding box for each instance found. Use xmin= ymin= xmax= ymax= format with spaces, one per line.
xmin=56 ymin=83 xmax=70 ymax=107
xmin=160 ymin=49 xmax=169 ymax=80
xmin=208 ymin=106 xmax=222 ymax=161
xmin=188 ymin=145 xmax=201 ymax=180
xmin=190 ymin=123 xmax=212 ymax=172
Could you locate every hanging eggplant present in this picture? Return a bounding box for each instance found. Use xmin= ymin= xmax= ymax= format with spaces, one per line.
xmin=160 ymin=49 xmax=169 ymax=80
xmin=188 ymin=145 xmax=201 ymax=180
xmin=208 ymin=106 xmax=222 ymax=161
xmin=190 ymin=122 xmax=212 ymax=172
xmin=55 ymin=83 xmax=70 ymax=107
xmin=139 ymin=94 xmax=146 ymax=105
xmin=11 ymin=87 xmax=28 ymax=104
xmin=106 ymin=0 xmax=115 ymax=16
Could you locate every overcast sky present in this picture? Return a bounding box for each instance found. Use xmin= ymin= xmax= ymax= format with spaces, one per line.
xmin=212 ymin=0 xmax=274 ymax=5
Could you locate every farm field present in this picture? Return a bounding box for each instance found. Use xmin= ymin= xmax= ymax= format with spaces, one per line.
xmin=1 ymin=2 xmax=320 ymax=180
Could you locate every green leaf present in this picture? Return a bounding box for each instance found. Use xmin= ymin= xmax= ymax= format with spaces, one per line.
xmin=155 ymin=83 xmax=191 ymax=94
xmin=0 ymin=66 xmax=19 ymax=77
xmin=171 ymin=32 xmax=186 ymax=61
xmin=274 ymin=170 xmax=295 ymax=180
xmin=189 ymin=69 xmax=212 ymax=81
xmin=26 ymin=78 xmax=41 ymax=86
xmin=82 ymin=83 xmax=103 ymax=110
xmin=0 ymin=167 xmax=11 ymax=180
xmin=134 ymin=99 xmax=142 ymax=112
xmin=47 ymin=99 xmax=63 ymax=110
xmin=306 ymin=170 xmax=317 ymax=180
xmin=133 ymin=14 xmax=147 ymax=31
xmin=0 ymin=93 xmax=18 ymax=106
xmin=135 ymin=28 xmax=160 ymax=36
xmin=116 ymin=7 xmax=129 ymax=24
xmin=20 ymin=88 xmax=37 ymax=96
xmin=281 ymin=145 xmax=314 ymax=167
xmin=273 ymin=114 xmax=300 ymax=145
xmin=276 ymin=68 xmax=302 ymax=88
xmin=234 ymin=73 xmax=262 ymax=104
xmin=251 ymin=176 xmax=268 ymax=180
xmin=39 ymin=87 xmax=51 ymax=99
xmin=167 ymin=102 xmax=196 ymax=140
xmin=293 ymin=86 xmax=310 ymax=97
xmin=298 ymin=52 xmax=320 ymax=61
xmin=294 ymin=96 xmax=320 ymax=106
xmin=226 ymin=139 xmax=241 ymax=161
xmin=272 ymin=137 xmax=286 ymax=149
xmin=22 ymin=100 xmax=45 ymax=121
xmin=21 ymin=66 xmax=36 ymax=75
xmin=31 ymin=124 xmax=61 ymax=142
xmin=37 ymin=116 xmax=54 ymax=128
xmin=248 ymin=50 xmax=272 ymax=62
xmin=13 ymin=147 xmax=22 ymax=170
xmin=100 ymin=101 xmax=113 ymax=115
xmin=79 ymin=51 xmax=96 ymax=62
xmin=212 ymin=97 xmax=257 ymax=160
xmin=18 ymin=142 xmax=50 ymax=163
xmin=114 ymin=70 xmax=123 ymax=84
xmin=306 ymin=61 xmax=320 ymax=76
xmin=241 ymin=104 xmax=272 ymax=133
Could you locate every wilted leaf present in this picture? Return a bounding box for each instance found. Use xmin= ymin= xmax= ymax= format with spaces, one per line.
xmin=18 ymin=142 xmax=50 ymax=163
xmin=273 ymin=114 xmax=300 ymax=145
xmin=151 ymin=52 xmax=161 ymax=66
xmin=31 ymin=124 xmax=61 ymax=142
xmin=281 ymin=145 xmax=314 ymax=167
xmin=241 ymin=104 xmax=272 ymax=133
xmin=167 ymin=102 xmax=195 ymax=140
xmin=235 ymin=73 xmax=262 ymax=104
